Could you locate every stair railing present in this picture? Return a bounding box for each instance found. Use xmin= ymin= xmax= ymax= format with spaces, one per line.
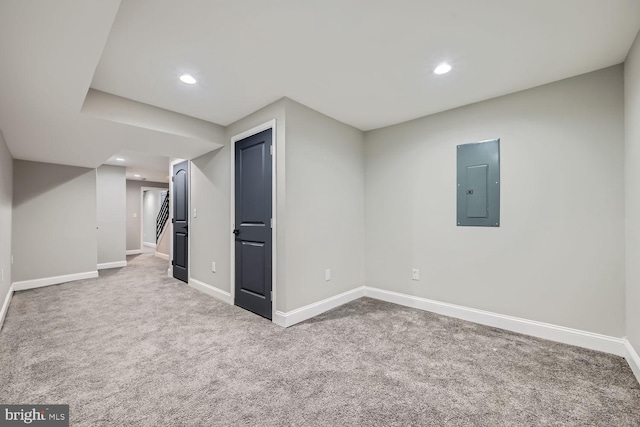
xmin=156 ymin=191 xmax=170 ymax=243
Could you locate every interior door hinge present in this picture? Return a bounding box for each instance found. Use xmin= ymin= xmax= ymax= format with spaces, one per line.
xmin=270 ymin=145 xmax=273 ymax=156
xmin=270 ymin=218 xmax=273 ymax=228
xmin=270 ymin=291 xmax=273 ymax=301
xmin=171 ymin=176 xmax=174 ymax=182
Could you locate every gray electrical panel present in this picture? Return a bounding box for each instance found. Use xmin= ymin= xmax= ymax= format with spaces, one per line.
xmin=457 ymin=139 xmax=500 ymax=227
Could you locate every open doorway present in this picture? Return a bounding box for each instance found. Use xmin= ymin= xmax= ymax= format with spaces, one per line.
xmin=140 ymin=187 xmax=170 ymax=258
xmin=106 ymin=150 xmax=171 ymax=263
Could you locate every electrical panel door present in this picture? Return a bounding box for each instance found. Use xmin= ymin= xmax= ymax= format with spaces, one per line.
xmin=457 ymin=139 xmax=500 ymax=227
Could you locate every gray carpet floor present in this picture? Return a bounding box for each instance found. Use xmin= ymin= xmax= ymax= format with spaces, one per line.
xmin=1 ymin=253 xmax=639 ymax=426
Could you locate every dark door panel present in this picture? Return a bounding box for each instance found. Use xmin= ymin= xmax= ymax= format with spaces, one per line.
xmin=239 ymin=241 xmax=266 ymax=296
xmin=235 ymin=129 xmax=273 ymax=319
xmin=173 ymin=160 xmax=189 ymax=283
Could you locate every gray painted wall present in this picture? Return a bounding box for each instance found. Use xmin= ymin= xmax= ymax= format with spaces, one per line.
xmin=190 ymin=99 xmax=287 ymax=307
xmin=97 ymin=165 xmax=126 ymax=265
xmin=190 ymin=148 xmax=231 ymax=293
xmin=625 ymin=30 xmax=640 ymax=349
xmin=284 ymin=100 xmax=365 ymax=311
xmin=365 ymin=66 xmax=625 ymax=337
xmin=0 ymin=132 xmax=12 ymax=308
xmin=126 ymin=180 xmax=168 ymax=252
xmin=13 ymin=160 xmax=98 ymax=282
xmin=190 ymin=98 xmax=365 ymax=313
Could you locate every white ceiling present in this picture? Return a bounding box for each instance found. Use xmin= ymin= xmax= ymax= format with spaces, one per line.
xmin=104 ymin=150 xmax=170 ymax=183
xmin=0 ymin=0 xmax=223 ymax=172
xmin=92 ymin=0 xmax=640 ymax=130
xmin=1 ymin=0 xmax=639 ymax=172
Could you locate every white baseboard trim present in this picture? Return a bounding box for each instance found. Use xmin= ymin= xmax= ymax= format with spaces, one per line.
xmin=155 ymin=252 xmax=169 ymax=261
xmin=364 ymin=287 xmax=626 ymax=357
xmin=0 ymin=285 xmax=14 ymax=331
xmin=274 ymin=286 xmax=366 ymax=328
xmin=97 ymin=261 xmax=127 ymax=270
xmin=188 ymin=277 xmax=233 ymax=305
xmin=126 ymin=249 xmax=142 ymax=255
xmin=12 ymin=271 xmax=99 ymax=291
xmin=143 ymin=242 xmax=157 ymax=248
xmin=625 ymin=340 xmax=640 ymax=384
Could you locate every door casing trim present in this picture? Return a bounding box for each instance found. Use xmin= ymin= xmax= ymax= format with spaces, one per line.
xmin=230 ymin=119 xmax=277 ymax=321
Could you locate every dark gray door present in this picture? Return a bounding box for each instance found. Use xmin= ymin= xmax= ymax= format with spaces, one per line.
xmin=234 ymin=129 xmax=273 ymax=319
xmin=172 ymin=160 xmax=189 ymax=283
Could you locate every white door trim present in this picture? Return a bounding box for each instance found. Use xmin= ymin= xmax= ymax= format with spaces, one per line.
xmin=230 ymin=119 xmax=277 ymax=321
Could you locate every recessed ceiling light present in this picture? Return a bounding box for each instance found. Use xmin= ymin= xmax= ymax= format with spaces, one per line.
xmin=434 ymin=63 xmax=452 ymax=75
xmin=179 ymin=74 xmax=197 ymax=85
xmin=134 ymin=174 xmax=141 ymax=178
xmin=115 ymin=158 xmax=125 ymax=162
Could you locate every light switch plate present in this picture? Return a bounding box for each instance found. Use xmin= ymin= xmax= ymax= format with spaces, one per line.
xmin=412 ymin=269 xmax=420 ymax=281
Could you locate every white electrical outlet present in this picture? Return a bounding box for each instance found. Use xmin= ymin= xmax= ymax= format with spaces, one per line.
xmin=133 ymin=213 xmax=138 ymax=218
xmin=412 ymin=269 xmax=420 ymax=281
xmin=325 ymin=269 xmax=331 ymax=281
xmin=211 ymin=261 xmax=216 ymax=272
xmin=194 ymin=208 xmax=198 ymax=218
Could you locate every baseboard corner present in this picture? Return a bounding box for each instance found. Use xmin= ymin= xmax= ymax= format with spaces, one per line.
xmin=188 ymin=277 xmax=233 ymax=305
xmin=624 ymin=339 xmax=640 ymax=385
xmin=273 ymin=311 xmax=287 ymax=327
xmin=276 ymin=286 xmax=366 ymax=328
xmin=12 ymin=271 xmax=99 ymax=291
xmin=97 ymin=261 xmax=127 ymax=270
xmin=155 ymin=252 xmax=169 ymax=261
xmin=0 ymin=285 xmax=14 ymax=331
xmin=126 ymin=249 xmax=142 ymax=255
